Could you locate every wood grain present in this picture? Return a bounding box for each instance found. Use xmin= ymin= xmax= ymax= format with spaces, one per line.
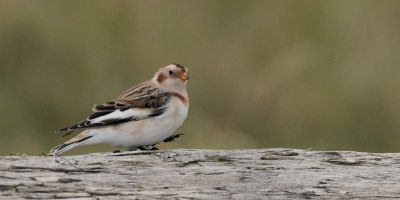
xmin=1 ymin=148 xmax=400 ymax=199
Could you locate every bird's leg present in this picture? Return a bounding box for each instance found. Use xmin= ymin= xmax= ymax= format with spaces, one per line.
xmin=137 ymin=146 xmax=149 ymax=150
xmin=125 ymin=146 xmax=143 ymax=151
xmin=135 ymin=145 xmax=158 ymax=150
xmin=150 ymin=146 xmax=159 ymax=150
xmin=132 ymin=134 xmax=184 ymax=152
xmin=163 ymin=133 xmax=183 ymax=143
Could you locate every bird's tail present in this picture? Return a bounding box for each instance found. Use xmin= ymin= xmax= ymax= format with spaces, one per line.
xmin=49 ymin=135 xmax=93 ymax=156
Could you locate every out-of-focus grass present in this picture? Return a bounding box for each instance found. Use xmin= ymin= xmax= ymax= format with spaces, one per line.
xmin=1 ymin=0 xmax=400 ymax=155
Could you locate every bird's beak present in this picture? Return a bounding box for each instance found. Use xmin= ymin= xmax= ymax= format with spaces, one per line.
xmin=180 ymin=72 xmax=189 ymax=81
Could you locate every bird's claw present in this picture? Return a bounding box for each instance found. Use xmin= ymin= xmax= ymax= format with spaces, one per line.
xmin=163 ymin=133 xmax=183 ymax=143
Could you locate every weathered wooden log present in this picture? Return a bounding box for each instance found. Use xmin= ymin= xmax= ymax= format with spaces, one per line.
xmin=1 ymin=148 xmax=400 ymax=199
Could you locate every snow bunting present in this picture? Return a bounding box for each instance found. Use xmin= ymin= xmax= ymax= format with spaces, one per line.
xmin=49 ymin=64 xmax=189 ymax=156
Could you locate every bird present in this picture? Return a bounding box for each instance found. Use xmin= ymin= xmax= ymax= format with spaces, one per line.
xmin=49 ymin=64 xmax=189 ymax=156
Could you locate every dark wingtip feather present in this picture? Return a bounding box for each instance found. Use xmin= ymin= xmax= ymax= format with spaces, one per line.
xmin=55 ymin=120 xmax=87 ymax=133
xmin=61 ymin=130 xmax=74 ymax=138
xmin=88 ymin=111 xmax=112 ymax=120
xmin=49 ymin=136 xmax=93 ymax=156
xmin=55 ymin=127 xmax=70 ymax=133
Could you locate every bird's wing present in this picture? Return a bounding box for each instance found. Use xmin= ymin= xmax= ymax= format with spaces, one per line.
xmin=56 ymin=82 xmax=171 ymax=132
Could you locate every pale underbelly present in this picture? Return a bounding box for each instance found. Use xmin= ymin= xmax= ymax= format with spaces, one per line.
xmin=105 ymin=118 xmax=181 ymax=148
xmin=91 ymin=100 xmax=188 ymax=148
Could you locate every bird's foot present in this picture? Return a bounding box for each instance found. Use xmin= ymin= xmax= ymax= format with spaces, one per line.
xmin=150 ymin=146 xmax=159 ymax=150
xmin=136 ymin=145 xmax=159 ymax=151
xmin=163 ymin=133 xmax=183 ymax=143
xmin=127 ymin=134 xmax=183 ymax=152
xmin=137 ymin=146 xmax=148 ymax=150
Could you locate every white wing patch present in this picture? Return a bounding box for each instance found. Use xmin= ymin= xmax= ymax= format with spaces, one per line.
xmin=90 ymin=108 xmax=152 ymax=124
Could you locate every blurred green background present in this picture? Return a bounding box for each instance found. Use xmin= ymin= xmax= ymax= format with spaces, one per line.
xmin=1 ymin=0 xmax=400 ymax=155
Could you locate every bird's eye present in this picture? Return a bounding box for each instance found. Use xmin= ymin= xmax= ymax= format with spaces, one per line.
xmin=168 ymin=70 xmax=173 ymax=75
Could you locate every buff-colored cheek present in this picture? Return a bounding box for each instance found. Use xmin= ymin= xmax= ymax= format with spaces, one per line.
xmin=157 ymin=73 xmax=167 ymax=83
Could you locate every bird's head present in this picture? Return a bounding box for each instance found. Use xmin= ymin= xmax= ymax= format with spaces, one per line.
xmin=153 ymin=64 xmax=189 ymax=92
